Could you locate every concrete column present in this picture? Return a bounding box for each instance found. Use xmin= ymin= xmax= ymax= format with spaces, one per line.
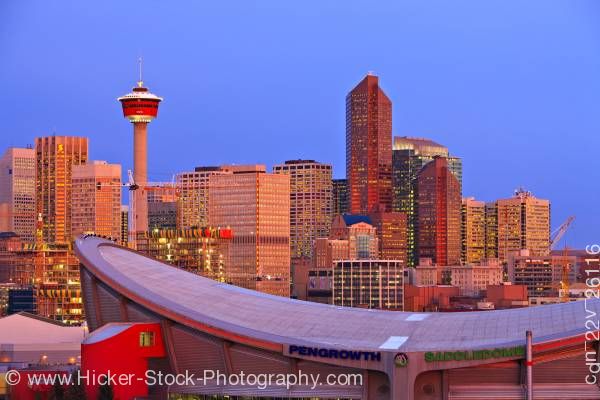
xmin=526 ymin=330 xmax=533 ymax=400
xmin=133 ymin=122 xmax=148 ymax=236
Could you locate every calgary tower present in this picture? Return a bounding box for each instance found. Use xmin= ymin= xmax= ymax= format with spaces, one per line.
xmin=118 ymin=59 xmax=162 ymax=241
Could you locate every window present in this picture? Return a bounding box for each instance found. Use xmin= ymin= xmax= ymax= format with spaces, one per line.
xmin=139 ymin=331 xmax=155 ymax=347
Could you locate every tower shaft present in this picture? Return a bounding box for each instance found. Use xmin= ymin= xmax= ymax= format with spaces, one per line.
xmin=133 ymin=122 xmax=149 ymax=234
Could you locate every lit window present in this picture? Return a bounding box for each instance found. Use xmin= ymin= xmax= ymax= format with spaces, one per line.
xmin=139 ymin=331 xmax=155 ymax=347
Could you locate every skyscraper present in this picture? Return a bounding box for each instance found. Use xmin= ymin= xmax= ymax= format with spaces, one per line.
xmin=461 ymin=197 xmax=486 ymax=264
xmin=208 ymin=165 xmax=290 ymax=297
xmin=120 ymin=205 xmax=129 ymax=247
xmin=392 ymin=136 xmax=462 ymax=266
xmin=147 ymin=185 xmax=177 ymax=231
xmin=71 ymin=161 xmax=122 ymax=241
xmin=369 ymin=206 xmax=408 ymax=265
xmin=273 ymin=160 xmax=332 ymax=260
xmin=496 ymin=189 xmax=550 ymax=260
xmin=332 ymin=178 xmax=349 ymax=215
xmin=0 ymin=147 xmax=36 ymax=242
xmin=484 ymin=202 xmax=498 ymax=259
xmin=176 ymin=167 xmax=232 ymax=230
xmin=35 ymin=136 xmax=88 ymax=244
xmin=346 ymin=74 xmax=392 ymax=214
xmin=417 ymin=157 xmax=462 ymax=266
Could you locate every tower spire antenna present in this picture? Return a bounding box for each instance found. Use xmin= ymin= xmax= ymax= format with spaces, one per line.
xmin=137 ymin=56 xmax=144 ymax=88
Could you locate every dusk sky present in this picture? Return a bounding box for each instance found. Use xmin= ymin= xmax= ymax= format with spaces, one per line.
xmin=1 ymin=1 xmax=598 ymax=247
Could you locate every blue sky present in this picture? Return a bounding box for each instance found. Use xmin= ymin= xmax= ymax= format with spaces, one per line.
xmin=1 ymin=1 xmax=599 ymax=247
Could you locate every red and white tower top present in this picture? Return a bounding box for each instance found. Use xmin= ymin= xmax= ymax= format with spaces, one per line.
xmin=118 ymin=59 xmax=163 ymax=123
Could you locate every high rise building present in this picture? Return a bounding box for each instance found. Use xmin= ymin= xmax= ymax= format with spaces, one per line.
xmin=368 ymin=206 xmax=408 ymax=265
xmin=461 ymin=197 xmax=486 ymax=264
xmin=496 ymin=189 xmax=550 ymax=260
xmin=136 ymin=228 xmax=232 ymax=282
xmin=147 ymin=185 xmax=177 ymax=231
xmin=208 ymin=165 xmax=290 ymax=297
xmin=120 ymin=205 xmax=129 ymax=247
xmin=392 ymin=137 xmax=462 ymax=266
xmin=507 ymin=250 xmax=573 ymax=297
xmin=484 ymin=202 xmax=498 ymax=259
xmin=417 ymin=157 xmax=462 ymax=266
xmin=118 ymin=72 xmax=162 ymax=238
xmin=273 ymin=160 xmax=332 ymax=259
xmin=333 ymin=260 xmax=404 ymax=310
xmin=332 ymin=178 xmax=349 ymax=215
xmin=176 ymin=167 xmax=232 ymax=230
xmin=346 ymin=74 xmax=392 ymax=214
xmin=0 ymin=147 xmax=36 ymax=242
xmin=35 ymin=136 xmax=89 ymax=244
xmin=71 ymin=161 xmax=122 ymax=241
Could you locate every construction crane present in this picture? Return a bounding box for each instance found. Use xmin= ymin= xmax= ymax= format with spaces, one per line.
xmin=549 ymin=216 xmax=575 ymax=252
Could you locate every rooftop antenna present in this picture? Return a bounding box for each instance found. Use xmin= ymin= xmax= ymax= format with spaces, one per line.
xmin=137 ymin=56 xmax=144 ymax=88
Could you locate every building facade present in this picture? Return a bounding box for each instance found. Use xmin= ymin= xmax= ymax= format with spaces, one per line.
xmin=332 ymin=178 xmax=349 ymax=215
xmin=0 ymin=147 xmax=36 ymax=242
xmin=333 ymin=260 xmax=404 ymax=310
xmin=120 ymin=205 xmax=129 ymax=247
xmin=507 ymin=250 xmax=574 ymax=297
xmin=392 ymin=136 xmax=462 ymax=266
xmin=136 ymin=228 xmax=232 ymax=283
xmin=176 ymin=166 xmax=231 ymax=230
xmin=369 ymin=206 xmax=408 ymax=265
xmin=35 ymin=136 xmax=89 ymax=244
xmin=71 ymin=161 xmax=122 ymax=241
xmin=461 ymin=197 xmax=486 ymax=264
xmin=417 ymin=157 xmax=462 ymax=266
xmin=208 ymin=165 xmax=290 ymax=297
xmin=273 ymin=160 xmax=332 ymax=260
xmin=346 ymin=74 xmax=392 ymax=214
xmin=496 ymin=189 xmax=550 ymax=260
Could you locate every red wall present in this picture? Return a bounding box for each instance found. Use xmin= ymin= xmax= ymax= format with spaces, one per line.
xmin=81 ymin=323 xmax=165 ymax=400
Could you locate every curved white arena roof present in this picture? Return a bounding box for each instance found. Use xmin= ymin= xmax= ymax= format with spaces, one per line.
xmin=75 ymin=236 xmax=598 ymax=353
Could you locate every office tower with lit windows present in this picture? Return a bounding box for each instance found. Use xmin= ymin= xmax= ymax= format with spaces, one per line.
xmin=273 ymin=160 xmax=332 ymax=260
xmin=35 ymin=136 xmax=89 ymax=244
xmin=0 ymin=147 xmax=36 ymax=242
xmin=147 ymin=185 xmax=177 ymax=231
xmin=461 ymin=197 xmax=486 ymax=264
xmin=71 ymin=161 xmax=122 ymax=241
xmin=346 ymin=74 xmax=392 ymax=214
xmin=120 ymin=205 xmax=129 ymax=247
xmin=332 ymin=178 xmax=349 ymax=215
xmin=484 ymin=202 xmax=498 ymax=259
xmin=333 ymin=260 xmax=404 ymax=310
xmin=208 ymin=165 xmax=290 ymax=297
xmin=176 ymin=167 xmax=232 ymax=230
xmin=392 ymin=136 xmax=462 ymax=266
xmin=417 ymin=157 xmax=462 ymax=266
xmin=369 ymin=205 xmax=408 ymax=265
xmin=496 ymin=189 xmax=550 ymax=260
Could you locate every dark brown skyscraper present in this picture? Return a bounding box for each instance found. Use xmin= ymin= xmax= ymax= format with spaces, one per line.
xmin=417 ymin=157 xmax=461 ymax=266
xmin=346 ymin=74 xmax=392 ymax=214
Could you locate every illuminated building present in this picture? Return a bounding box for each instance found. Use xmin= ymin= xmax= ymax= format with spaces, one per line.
xmin=0 ymin=232 xmax=22 ymax=282
xmin=392 ymin=136 xmax=462 ymax=266
xmin=369 ymin=206 xmax=408 ymax=265
xmin=0 ymin=147 xmax=36 ymax=242
xmin=346 ymin=73 xmax=392 ymax=214
xmin=120 ymin=205 xmax=129 ymax=247
xmin=332 ymin=178 xmax=349 ymax=215
xmin=496 ymin=189 xmax=550 ymax=260
xmin=484 ymin=202 xmax=498 ymax=259
xmin=136 ymin=228 xmax=232 ymax=282
xmin=176 ymin=166 xmax=231 ymax=229
xmin=118 ymin=70 xmax=162 ymax=236
xmin=35 ymin=136 xmax=88 ymax=244
xmin=507 ymin=250 xmax=575 ymax=298
xmin=147 ymin=185 xmax=177 ymax=231
xmin=333 ymin=260 xmax=404 ymax=310
xmin=0 ymin=243 xmax=83 ymax=324
xmin=416 ymin=157 xmax=461 ymax=266
xmin=71 ymin=161 xmax=122 ymax=241
xmin=208 ymin=165 xmax=290 ymax=297
xmin=273 ymin=160 xmax=332 ymax=259
xmin=461 ymin=197 xmax=486 ymax=264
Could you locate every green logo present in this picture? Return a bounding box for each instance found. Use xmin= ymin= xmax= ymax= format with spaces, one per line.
xmin=395 ymin=352 xmax=409 ymax=367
